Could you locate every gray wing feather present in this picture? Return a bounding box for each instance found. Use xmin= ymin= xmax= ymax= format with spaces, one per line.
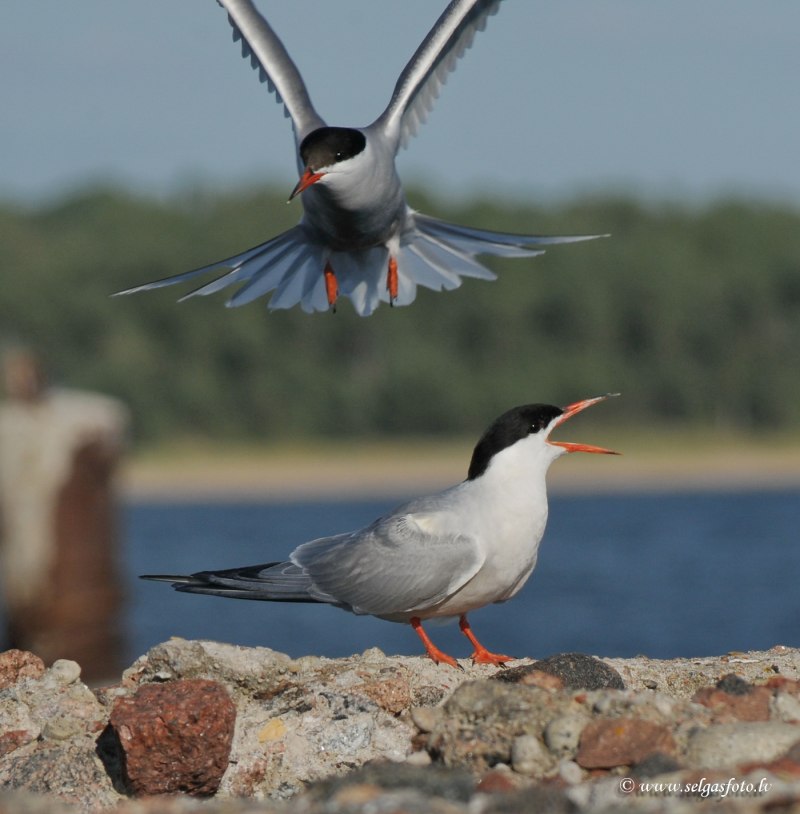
xmin=291 ymin=516 xmax=484 ymax=617
xmin=113 ymin=225 xmax=343 ymax=313
xmin=412 ymin=213 xmax=608 ymax=257
xmin=374 ymin=0 xmax=503 ymax=150
xmin=218 ymin=0 xmax=325 ymax=143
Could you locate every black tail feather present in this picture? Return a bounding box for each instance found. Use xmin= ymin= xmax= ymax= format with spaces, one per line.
xmin=140 ymin=561 xmax=323 ymax=604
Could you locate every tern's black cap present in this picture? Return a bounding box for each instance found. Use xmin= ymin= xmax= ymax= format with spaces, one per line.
xmin=299 ymin=127 xmax=367 ymax=171
xmin=467 ymin=404 xmax=562 ymax=481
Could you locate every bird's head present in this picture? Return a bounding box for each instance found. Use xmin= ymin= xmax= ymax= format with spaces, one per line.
xmin=467 ymin=394 xmax=619 ymax=481
xmin=289 ymin=127 xmax=367 ymax=201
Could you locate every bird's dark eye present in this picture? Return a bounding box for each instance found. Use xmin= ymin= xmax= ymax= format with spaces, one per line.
xmin=530 ymin=417 xmax=548 ymax=432
xmin=335 ymin=151 xmax=344 ymax=161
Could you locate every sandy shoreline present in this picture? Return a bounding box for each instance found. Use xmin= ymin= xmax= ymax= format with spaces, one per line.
xmin=120 ymin=437 xmax=800 ymax=502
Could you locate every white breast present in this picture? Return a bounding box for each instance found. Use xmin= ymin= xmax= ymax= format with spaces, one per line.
xmin=422 ymin=434 xmax=556 ymax=619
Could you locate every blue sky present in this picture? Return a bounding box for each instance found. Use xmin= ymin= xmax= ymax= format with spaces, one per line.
xmin=3 ymin=1 xmax=799 ymax=206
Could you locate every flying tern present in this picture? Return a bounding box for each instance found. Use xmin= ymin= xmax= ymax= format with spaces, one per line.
xmin=142 ymin=394 xmax=618 ymax=667
xmin=116 ymin=0 xmax=605 ymax=316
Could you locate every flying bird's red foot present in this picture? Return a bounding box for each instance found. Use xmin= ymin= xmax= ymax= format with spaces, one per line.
xmin=411 ymin=617 xmax=461 ymax=669
xmin=387 ymin=256 xmax=399 ymax=305
xmin=459 ymin=615 xmax=513 ymax=666
xmin=324 ymin=261 xmax=338 ymax=311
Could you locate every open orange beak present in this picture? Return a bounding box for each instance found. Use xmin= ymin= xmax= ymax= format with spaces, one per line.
xmin=288 ymin=167 xmax=325 ymax=202
xmin=548 ymin=394 xmax=620 ymax=455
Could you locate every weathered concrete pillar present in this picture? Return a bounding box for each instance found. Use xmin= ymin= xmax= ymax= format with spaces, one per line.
xmin=0 ymin=349 xmax=128 ymax=682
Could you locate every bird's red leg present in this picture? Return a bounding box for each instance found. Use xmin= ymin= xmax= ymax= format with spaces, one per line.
xmin=324 ymin=261 xmax=338 ymax=312
xmin=410 ymin=617 xmax=460 ymax=669
xmin=386 ymin=256 xmax=398 ymax=305
xmin=459 ymin=615 xmax=513 ymax=666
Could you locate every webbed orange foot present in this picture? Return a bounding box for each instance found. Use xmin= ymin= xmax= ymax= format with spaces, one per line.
xmin=411 ymin=617 xmax=462 ymax=669
xmin=459 ymin=615 xmax=514 ymax=666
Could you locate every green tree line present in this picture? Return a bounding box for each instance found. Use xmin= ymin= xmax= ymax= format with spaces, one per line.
xmin=1 ymin=186 xmax=799 ymax=445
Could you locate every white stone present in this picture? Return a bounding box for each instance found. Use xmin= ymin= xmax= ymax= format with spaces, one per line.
xmin=558 ymin=759 xmax=585 ymax=785
xmin=511 ymin=734 xmax=550 ymax=776
xmin=48 ymin=659 xmax=81 ymax=686
xmin=544 ymin=714 xmax=589 ymax=757
xmin=772 ymin=692 xmax=800 ymax=723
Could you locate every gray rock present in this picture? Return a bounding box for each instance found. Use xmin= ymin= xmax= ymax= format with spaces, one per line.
xmin=686 ymin=721 xmax=800 ymax=769
xmin=532 ymin=653 xmax=625 ymax=690
xmin=0 ymin=741 xmax=121 ymax=809
xmin=714 ymin=673 xmax=753 ymax=696
xmin=427 ymin=680 xmax=569 ymax=772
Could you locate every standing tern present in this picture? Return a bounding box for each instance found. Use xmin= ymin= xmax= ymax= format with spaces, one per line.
xmin=142 ymin=394 xmax=618 ymax=667
xmin=115 ymin=0 xmax=605 ymax=316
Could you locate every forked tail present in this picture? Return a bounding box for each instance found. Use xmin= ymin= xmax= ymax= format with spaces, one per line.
xmin=141 ymin=561 xmax=323 ymax=604
xmin=114 ymin=216 xmax=606 ymax=316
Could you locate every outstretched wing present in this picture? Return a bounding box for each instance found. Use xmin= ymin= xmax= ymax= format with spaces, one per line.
xmin=292 ymin=513 xmax=485 ymax=617
xmin=373 ymin=0 xmax=503 ymax=151
xmin=218 ymin=0 xmax=325 ymax=143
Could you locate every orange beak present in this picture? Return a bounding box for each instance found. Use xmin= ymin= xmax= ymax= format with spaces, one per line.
xmin=548 ymin=394 xmax=620 ymax=455
xmin=288 ymin=167 xmax=325 ymax=201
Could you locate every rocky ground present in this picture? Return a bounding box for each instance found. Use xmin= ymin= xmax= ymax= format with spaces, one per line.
xmin=1 ymin=641 xmax=800 ymax=813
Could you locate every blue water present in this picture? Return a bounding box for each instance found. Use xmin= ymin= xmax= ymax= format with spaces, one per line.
xmin=123 ymin=489 xmax=800 ymax=664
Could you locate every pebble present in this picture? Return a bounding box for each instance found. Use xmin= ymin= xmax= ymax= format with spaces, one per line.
xmin=544 ymin=714 xmax=589 ymax=758
xmin=510 ymin=734 xmax=550 ymax=776
xmin=406 ymin=749 xmax=433 ymax=767
xmin=47 ymin=660 xmax=81 ymax=686
xmin=558 ymin=758 xmax=585 ymax=785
